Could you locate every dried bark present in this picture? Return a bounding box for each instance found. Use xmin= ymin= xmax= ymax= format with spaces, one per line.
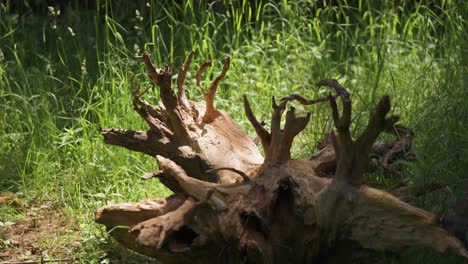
xmin=94 ymin=52 xmax=468 ymax=263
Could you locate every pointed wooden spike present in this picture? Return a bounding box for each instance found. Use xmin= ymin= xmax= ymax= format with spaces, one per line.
xmin=202 ymin=57 xmax=231 ymax=123
xmin=243 ymin=95 xmax=271 ymax=150
xmin=195 ymin=60 xmax=212 ymax=95
xmin=177 ymin=51 xmax=194 ymax=109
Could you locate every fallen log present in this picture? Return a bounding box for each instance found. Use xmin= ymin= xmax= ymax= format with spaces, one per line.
xmin=94 ymin=52 xmax=468 ymax=263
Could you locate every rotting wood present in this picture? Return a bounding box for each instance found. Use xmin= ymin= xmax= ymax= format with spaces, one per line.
xmin=94 ymin=52 xmax=468 ymax=263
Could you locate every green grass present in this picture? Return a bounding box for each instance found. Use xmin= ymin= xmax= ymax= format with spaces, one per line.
xmin=0 ymin=0 xmax=467 ymax=263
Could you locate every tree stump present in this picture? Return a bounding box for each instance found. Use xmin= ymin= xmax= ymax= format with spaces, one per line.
xmin=94 ymin=52 xmax=468 ymax=263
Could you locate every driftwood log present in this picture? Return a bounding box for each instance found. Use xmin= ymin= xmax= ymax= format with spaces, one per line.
xmin=94 ymin=52 xmax=468 ymax=263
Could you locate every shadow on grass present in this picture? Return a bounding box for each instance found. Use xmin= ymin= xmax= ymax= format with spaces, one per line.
xmin=90 ymin=238 xmax=162 ymax=264
xmin=0 ymin=159 xmax=22 ymax=194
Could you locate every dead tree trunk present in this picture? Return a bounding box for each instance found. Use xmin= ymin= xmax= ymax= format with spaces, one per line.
xmin=94 ymin=52 xmax=468 ymax=263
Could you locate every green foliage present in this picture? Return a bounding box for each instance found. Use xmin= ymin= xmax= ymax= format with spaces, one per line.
xmin=0 ymin=0 xmax=466 ymax=262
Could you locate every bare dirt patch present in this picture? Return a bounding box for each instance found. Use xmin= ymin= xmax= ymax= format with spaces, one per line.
xmin=0 ymin=195 xmax=80 ymax=263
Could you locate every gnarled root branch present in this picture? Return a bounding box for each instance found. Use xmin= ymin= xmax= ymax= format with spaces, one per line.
xmin=314 ymin=80 xmax=468 ymax=259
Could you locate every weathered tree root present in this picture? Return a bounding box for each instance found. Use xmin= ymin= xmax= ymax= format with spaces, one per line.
xmin=94 ymin=52 xmax=468 ymax=263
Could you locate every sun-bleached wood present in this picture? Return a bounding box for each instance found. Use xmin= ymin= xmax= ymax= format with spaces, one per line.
xmin=95 ymin=52 xmax=468 ymax=263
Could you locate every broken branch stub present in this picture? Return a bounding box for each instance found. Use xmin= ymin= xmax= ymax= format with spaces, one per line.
xmin=177 ymin=51 xmax=194 ymax=109
xmin=195 ymin=57 xmax=231 ymax=123
xmin=95 ymin=55 xmax=468 ymax=263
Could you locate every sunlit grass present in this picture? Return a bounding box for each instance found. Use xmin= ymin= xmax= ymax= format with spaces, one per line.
xmin=0 ymin=0 xmax=466 ymax=262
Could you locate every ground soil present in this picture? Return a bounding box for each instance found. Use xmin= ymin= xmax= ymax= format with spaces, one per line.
xmin=0 ymin=195 xmax=80 ymax=263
